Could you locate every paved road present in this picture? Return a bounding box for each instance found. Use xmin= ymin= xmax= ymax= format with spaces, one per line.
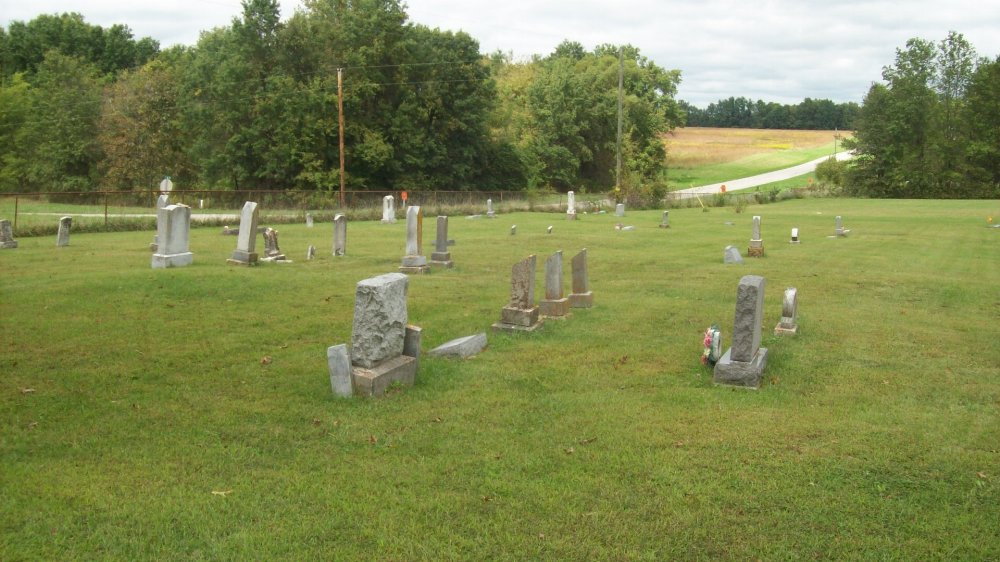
xmin=672 ymin=151 xmax=853 ymax=198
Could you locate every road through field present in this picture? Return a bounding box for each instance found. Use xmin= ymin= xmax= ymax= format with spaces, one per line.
xmin=672 ymin=151 xmax=853 ymax=198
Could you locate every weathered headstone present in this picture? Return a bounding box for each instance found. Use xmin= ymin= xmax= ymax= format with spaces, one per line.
xmin=615 ymin=203 xmax=625 ymax=217
xmin=56 ymin=216 xmax=72 ymax=247
xmin=790 ymin=227 xmax=800 ymax=244
xmin=724 ymin=245 xmax=744 ymax=264
xmin=150 ymin=194 xmax=170 ymax=252
xmin=381 ymin=195 xmax=396 ymax=224
xmin=222 ymin=225 xmax=238 ymax=236
xmin=748 ymin=215 xmax=764 ymax=257
xmin=659 ymin=210 xmax=670 ymax=229
xmin=159 ymin=177 xmax=173 ymax=194
xmin=306 ymin=213 xmax=314 ymax=228
xmin=540 ymin=250 xmax=570 ymax=318
xmin=307 ymin=245 xmax=316 ymax=260
xmin=227 ymin=201 xmax=259 ymax=265
xmin=510 ymin=225 xmax=517 ymax=235
xmin=714 ymin=275 xmax=769 ymax=388
xmin=0 ymin=219 xmax=17 ymax=249
xmin=486 ymin=198 xmax=496 ymax=218
xmin=566 ymin=191 xmax=577 ymax=220
xmin=399 ymin=206 xmax=429 ymax=274
xmin=259 ymin=227 xmax=288 ymax=262
xmin=429 ymin=333 xmax=488 ymax=358
xmin=774 ymin=287 xmax=799 ymax=336
xmin=569 ymin=248 xmax=593 ymax=308
xmin=835 ymin=215 xmax=850 ymax=237
xmin=333 ymin=214 xmax=346 ymax=256
xmin=492 ymin=255 xmax=543 ymax=332
xmin=327 ymin=273 xmax=422 ymax=397
xmin=547 ymin=225 xmax=553 ymax=234
xmin=430 ymin=215 xmax=453 ymax=268
xmin=151 ymin=204 xmax=193 ymax=268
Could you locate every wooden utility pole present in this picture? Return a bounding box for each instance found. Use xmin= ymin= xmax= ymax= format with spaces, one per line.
xmin=616 ymin=48 xmax=624 ymax=191
xmin=337 ymin=68 xmax=346 ymax=207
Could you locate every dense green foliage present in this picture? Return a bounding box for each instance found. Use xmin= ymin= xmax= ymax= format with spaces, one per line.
xmin=845 ymin=32 xmax=1000 ymax=198
xmin=0 ymin=2 xmax=681 ymax=194
xmin=682 ymin=97 xmax=859 ymax=130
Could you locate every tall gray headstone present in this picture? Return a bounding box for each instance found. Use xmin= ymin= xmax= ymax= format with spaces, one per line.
xmin=615 ymin=203 xmax=625 ymax=217
xmin=399 ymin=206 xmax=429 ymax=274
xmin=540 ymin=250 xmax=570 ymax=318
xmin=351 ymin=273 xmax=409 ymax=368
xmin=333 ymin=214 xmax=346 ymax=256
xmin=659 ymin=210 xmax=670 ymax=229
xmin=492 ymin=255 xmax=542 ymax=332
xmin=748 ymin=215 xmax=763 ymax=256
xmin=152 ymin=204 xmax=193 ymax=268
xmin=774 ymin=287 xmax=799 ymax=336
xmin=835 ymin=215 xmax=850 ymax=237
xmin=150 ymin=194 xmax=171 ymax=251
xmin=430 ymin=215 xmax=453 ymax=268
xmin=306 ymin=213 xmax=314 ymax=228
xmin=307 ymin=245 xmax=316 ymax=260
xmin=381 ymin=195 xmax=396 ymax=224
xmin=227 ymin=201 xmax=259 ymax=265
xmin=566 ymin=191 xmax=577 ymax=220
xmin=569 ymin=248 xmax=593 ymax=308
xmin=56 ymin=216 xmax=72 ymax=247
xmin=713 ymin=275 xmax=769 ymax=388
xmin=0 ymin=219 xmax=17 ymax=249
xmin=486 ymin=198 xmax=496 ymax=218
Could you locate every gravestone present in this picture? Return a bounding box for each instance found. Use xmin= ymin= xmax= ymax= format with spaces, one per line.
xmin=333 ymin=214 xmax=346 ymax=256
xmin=615 ymin=203 xmax=625 ymax=217
xmin=547 ymin=226 xmax=553 ymax=234
xmin=151 ymin=204 xmax=194 ymax=268
xmin=399 ymin=206 xmax=429 ymax=274
xmin=0 ymin=219 xmax=17 ymax=249
xmin=748 ymin=215 xmax=764 ymax=257
xmin=486 ymin=198 xmax=496 ymax=218
xmin=510 ymin=225 xmax=517 ymax=235
xmin=307 ymin=245 xmax=316 ymax=260
xmin=835 ymin=215 xmax=850 ymax=237
xmin=659 ymin=210 xmax=670 ymax=229
xmin=327 ymin=273 xmax=422 ymax=397
xmin=150 ymin=194 xmax=170 ymax=251
xmin=259 ymin=228 xmax=287 ymax=262
xmin=56 ymin=216 xmax=72 ymax=247
xmin=306 ymin=213 xmax=314 ymax=228
xmin=429 ymin=333 xmax=488 ymax=358
xmin=566 ymin=191 xmax=577 ymax=220
xmin=713 ymin=275 xmax=769 ymax=388
xmin=724 ymin=245 xmax=744 ymax=264
xmin=159 ymin=177 xmax=173 ymax=193
xmin=381 ymin=195 xmax=396 ymax=224
xmin=430 ymin=215 xmax=453 ymax=268
xmin=790 ymin=227 xmax=800 ymax=244
xmin=569 ymin=248 xmax=593 ymax=308
xmin=774 ymin=287 xmax=799 ymax=336
xmin=222 ymin=225 xmax=238 ymax=235
xmin=540 ymin=250 xmax=570 ymax=318
xmin=227 ymin=201 xmax=260 ymax=265
xmin=492 ymin=255 xmax=543 ymax=332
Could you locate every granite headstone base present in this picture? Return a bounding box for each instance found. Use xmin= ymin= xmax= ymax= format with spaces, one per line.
xmin=748 ymin=239 xmax=764 ymax=257
xmin=430 ymin=251 xmax=453 ymax=268
xmin=569 ymin=291 xmax=593 ymax=308
xmin=227 ymin=249 xmax=259 ymax=266
xmin=713 ymin=347 xmax=768 ymax=388
xmin=540 ymin=297 xmax=570 ymax=318
xmin=774 ymin=322 xmax=798 ymax=336
xmin=492 ymin=306 xmax=542 ymax=332
xmin=151 ymin=251 xmax=193 ymax=269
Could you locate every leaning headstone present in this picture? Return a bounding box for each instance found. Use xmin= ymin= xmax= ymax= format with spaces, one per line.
xmin=748 ymin=215 xmax=764 ymax=257
xmin=429 ymin=333 xmax=488 ymax=358
xmin=568 ymin=248 xmax=593 ymax=308
xmin=835 ymin=215 xmax=850 ymax=237
xmin=540 ymin=250 xmax=570 ymax=318
xmin=0 ymin=219 xmax=18 ymax=249
xmin=333 ymin=214 xmax=346 ymax=256
xmin=151 ymin=204 xmax=193 ymax=268
xmin=790 ymin=228 xmax=800 ymax=244
xmin=492 ymin=255 xmax=543 ymax=332
xmin=714 ymin=275 xmax=769 ymax=388
xmin=325 ymin=273 xmax=421 ymax=397
xmin=399 ymin=206 xmax=429 ymax=274
xmin=430 ymin=215 xmax=453 ymax=268
xmin=486 ymin=198 xmax=496 ymax=218
xmin=510 ymin=225 xmax=517 ymax=235
xmin=56 ymin=216 xmax=72 ymax=247
xmin=150 ymin=193 xmax=170 ymax=252
xmin=547 ymin=225 xmax=553 ymax=234
xmin=306 ymin=213 xmax=314 ymax=228
xmin=615 ymin=203 xmax=625 ymax=217
xmin=724 ymin=245 xmax=744 ymax=265
xmin=774 ymin=287 xmax=799 ymax=336
xmin=307 ymin=245 xmax=316 ymax=260
xmin=566 ymin=191 xmax=577 ymax=220
xmin=227 ymin=201 xmax=260 ymax=265
xmin=260 ymin=227 xmax=288 ymax=262
xmin=381 ymin=195 xmax=396 ymax=224
xmin=659 ymin=210 xmax=670 ymax=229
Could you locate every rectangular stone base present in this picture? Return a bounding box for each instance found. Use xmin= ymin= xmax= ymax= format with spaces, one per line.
xmin=430 ymin=252 xmax=453 ymax=268
xmin=774 ymin=323 xmax=798 ymax=336
xmin=747 ymin=246 xmax=764 ymax=257
xmin=399 ymin=265 xmax=430 ymax=274
xmin=227 ymin=250 xmax=258 ymax=266
xmin=566 ymin=213 xmax=577 ymax=220
xmin=836 ymin=229 xmax=851 ymax=237
xmin=540 ymin=297 xmax=570 ymax=318
xmin=659 ymin=224 xmax=670 ymax=229
xmin=429 ymin=260 xmax=453 ymax=268
xmin=152 ymin=252 xmax=193 ymax=269
xmin=501 ymin=305 xmax=539 ymax=327
xmin=352 ymin=355 xmax=418 ymax=397
xmin=381 ymin=219 xmax=396 ymax=224
xmin=569 ymin=291 xmax=593 ymax=308
xmin=492 ymin=320 xmax=543 ymax=332
xmin=713 ymin=347 xmax=768 ymax=388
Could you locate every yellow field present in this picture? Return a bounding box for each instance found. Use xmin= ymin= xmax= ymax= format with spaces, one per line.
xmin=665 ymin=127 xmax=848 ymax=168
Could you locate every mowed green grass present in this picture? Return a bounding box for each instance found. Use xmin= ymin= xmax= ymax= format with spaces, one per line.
xmin=2 ymin=198 xmax=999 ymax=560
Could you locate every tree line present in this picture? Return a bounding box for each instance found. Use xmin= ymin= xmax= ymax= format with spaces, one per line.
xmin=680 ymin=97 xmax=859 ymax=130
xmin=0 ymin=0 xmax=682 ymax=194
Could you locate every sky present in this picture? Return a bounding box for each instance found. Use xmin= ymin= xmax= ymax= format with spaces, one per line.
xmin=3 ymin=0 xmax=999 ymax=107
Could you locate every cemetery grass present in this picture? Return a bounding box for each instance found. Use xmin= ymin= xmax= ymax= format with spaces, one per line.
xmin=2 ymin=198 xmax=999 ymax=560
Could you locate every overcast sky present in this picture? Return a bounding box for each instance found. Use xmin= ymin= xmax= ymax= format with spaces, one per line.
xmin=3 ymin=0 xmax=999 ymax=107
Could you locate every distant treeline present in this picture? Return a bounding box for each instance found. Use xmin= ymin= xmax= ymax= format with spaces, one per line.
xmin=680 ymin=97 xmax=860 ymax=130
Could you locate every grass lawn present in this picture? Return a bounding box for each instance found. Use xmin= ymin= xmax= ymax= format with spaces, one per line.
xmin=2 ymin=198 xmax=998 ymax=560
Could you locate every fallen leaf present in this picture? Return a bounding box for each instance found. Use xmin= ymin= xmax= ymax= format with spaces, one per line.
xmin=260 ymin=356 xmax=272 ymax=366
xmin=28 ymin=422 xmax=38 ymax=429
xmin=280 ymin=344 xmax=289 ymax=349
xmin=674 ymin=441 xmax=685 ymax=448
xmin=211 ymin=490 xmax=233 ymax=497
xmin=20 ymin=388 xmax=35 ymax=394
xmin=493 ymin=453 xmax=502 ymax=460
xmin=433 ymin=417 xmax=443 ymax=423
xmin=368 ymin=434 xmax=377 ymax=444
xmin=333 ymin=420 xmax=341 ymax=427
xmin=564 ymin=447 xmax=575 ymax=455
xmin=977 ymin=472 xmax=988 ymax=479
xmin=311 ymin=418 xmax=322 ymax=426
xmin=578 ymin=437 xmax=597 ymax=445
xmin=614 ymin=354 xmax=629 ymax=369
xmin=481 ymin=495 xmax=492 ymax=503
xmin=538 ymin=533 xmax=545 ymax=539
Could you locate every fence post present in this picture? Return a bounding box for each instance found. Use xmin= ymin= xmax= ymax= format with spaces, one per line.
xmin=104 ymin=192 xmax=109 ymax=228
xmin=14 ymin=196 xmax=18 ymax=232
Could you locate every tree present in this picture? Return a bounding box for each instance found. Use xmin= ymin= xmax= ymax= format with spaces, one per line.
xmin=963 ymin=56 xmax=1000 ymax=195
